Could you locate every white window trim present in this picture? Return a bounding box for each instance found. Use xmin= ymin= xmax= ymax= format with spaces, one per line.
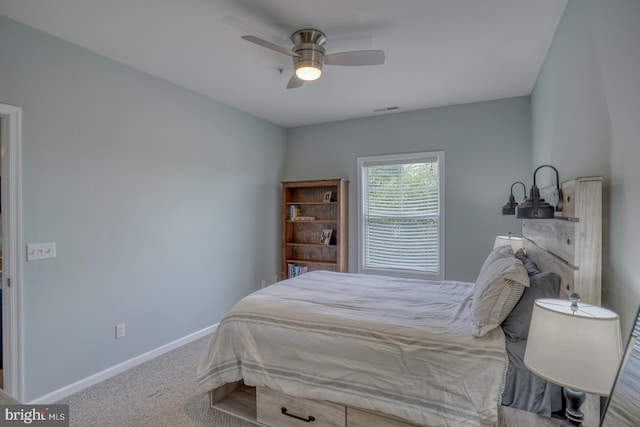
xmin=357 ymin=151 xmax=445 ymax=280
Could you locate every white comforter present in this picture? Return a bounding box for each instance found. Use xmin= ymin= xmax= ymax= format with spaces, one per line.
xmin=196 ymin=271 xmax=508 ymax=427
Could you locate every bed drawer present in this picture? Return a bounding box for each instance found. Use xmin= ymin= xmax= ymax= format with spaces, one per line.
xmin=256 ymin=387 xmax=346 ymax=427
xmin=347 ymin=407 xmax=416 ymax=427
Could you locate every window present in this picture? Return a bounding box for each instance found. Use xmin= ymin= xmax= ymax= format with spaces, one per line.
xmin=357 ymin=151 xmax=444 ymax=280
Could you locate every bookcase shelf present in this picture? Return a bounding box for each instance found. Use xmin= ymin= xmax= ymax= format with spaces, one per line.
xmin=281 ymin=179 xmax=348 ymax=279
xmin=286 ymin=220 xmax=338 ymax=223
xmin=286 ymin=243 xmax=338 ymax=247
xmin=285 ymin=259 xmax=338 ymax=266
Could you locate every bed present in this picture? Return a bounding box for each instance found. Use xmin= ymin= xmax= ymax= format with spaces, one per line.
xmin=196 ymin=176 xmax=602 ymax=427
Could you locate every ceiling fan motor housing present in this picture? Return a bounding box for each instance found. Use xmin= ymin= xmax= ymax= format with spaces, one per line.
xmin=291 ymin=29 xmax=326 ymax=78
xmin=291 ymin=29 xmax=327 ymax=46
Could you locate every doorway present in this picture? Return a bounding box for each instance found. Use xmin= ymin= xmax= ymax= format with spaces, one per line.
xmin=0 ymin=103 xmax=23 ymax=402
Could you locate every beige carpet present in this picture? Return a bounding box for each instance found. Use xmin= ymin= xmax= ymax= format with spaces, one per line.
xmin=55 ymin=335 xmax=258 ymax=427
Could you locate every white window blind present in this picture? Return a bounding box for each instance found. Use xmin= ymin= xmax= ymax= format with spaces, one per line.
xmin=358 ymin=151 xmax=444 ymax=279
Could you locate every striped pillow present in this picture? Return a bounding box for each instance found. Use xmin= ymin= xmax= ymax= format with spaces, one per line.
xmin=471 ymin=253 xmax=529 ymax=337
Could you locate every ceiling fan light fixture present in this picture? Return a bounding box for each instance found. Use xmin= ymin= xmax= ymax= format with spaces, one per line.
xmin=295 ymin=64 xmax=322 ymax=81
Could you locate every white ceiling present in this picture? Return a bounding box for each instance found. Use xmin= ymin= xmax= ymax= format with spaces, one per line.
xmin=0 ymin=0 xmax=567 ymax=128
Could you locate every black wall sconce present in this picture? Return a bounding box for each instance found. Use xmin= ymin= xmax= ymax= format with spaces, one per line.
xmin=501 ymin=182 xmax=527 ymax=215
xmin=515 ymin=164 xmax=564 ymax=219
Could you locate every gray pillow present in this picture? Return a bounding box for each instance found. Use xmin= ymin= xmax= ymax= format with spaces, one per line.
xmin=514 ymin=248 xmax=541 ymax=276
xmin=501 ymin=272 xmax=561 ymax=341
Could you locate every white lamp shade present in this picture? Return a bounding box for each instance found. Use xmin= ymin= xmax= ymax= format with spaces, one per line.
xmin=524 ymin=298 xmax=623 ymax=396
xmin=493 ymin=235 xmax=524 ymax=251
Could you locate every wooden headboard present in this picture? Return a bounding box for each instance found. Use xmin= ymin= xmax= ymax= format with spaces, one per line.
xmin=521 ymin=176 xmax=603 ymax=424
xmin=522 ymin=176 xmax=602 ymax=305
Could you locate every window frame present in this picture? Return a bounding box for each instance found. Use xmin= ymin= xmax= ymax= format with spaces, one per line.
xmin=357 ymin=151 xmax=445 ymax=280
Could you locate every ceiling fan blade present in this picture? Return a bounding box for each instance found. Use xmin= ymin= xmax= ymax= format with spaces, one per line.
xmin=324 ymin=50 xmax=385 ymax=66
xmin=287 ymin=74 xmax=304 ymax=89
xmin=223 ymin=15 xmax=289 ymax=46
xmin=241 ymin=35 xmax=300 ymax=58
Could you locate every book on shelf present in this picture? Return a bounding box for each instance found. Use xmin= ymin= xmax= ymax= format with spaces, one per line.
xmin=293 ymin=216 xmax=316 ymax=221
xmin=288 ymin=263 xmax=309 ymax=278
xmin=289 ymin=205 xmax=301 ymax=220
xmin=320 ymin=229 xmax=333 ymax=245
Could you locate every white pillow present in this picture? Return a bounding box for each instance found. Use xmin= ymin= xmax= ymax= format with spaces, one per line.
xmin=481 ymin=244 xmax=515 ymax=271
xmin=471 ymin=252 xmax=529 ymax=337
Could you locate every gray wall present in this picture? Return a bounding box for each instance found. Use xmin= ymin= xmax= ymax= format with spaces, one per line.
xmin=531 ymin=0 xmax=640 ymax=335
xmin=285 ymin=97 xmax=532 ymax=282
xmin=0 ymin=16 xmax=286 ymax=401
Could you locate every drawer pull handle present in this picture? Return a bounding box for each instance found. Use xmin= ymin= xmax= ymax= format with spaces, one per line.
xmin=281 ymin=406 xmax=315 ymax=422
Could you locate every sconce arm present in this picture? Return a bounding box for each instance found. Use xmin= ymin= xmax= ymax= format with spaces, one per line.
xmin=510 ymin=181 xmax=527 ymax=200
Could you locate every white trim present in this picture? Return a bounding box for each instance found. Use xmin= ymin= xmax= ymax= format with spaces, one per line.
xmin=357 ymin=150 xmax=445 ymax=280
xmin=29 ymin=323 xmax=219 ymax=404
xmin=0 ymin=103 xmax=24 ymax=402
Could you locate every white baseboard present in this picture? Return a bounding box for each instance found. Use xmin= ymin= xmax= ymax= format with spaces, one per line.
xmin=29 ymin=323 xmax=219 ymax=404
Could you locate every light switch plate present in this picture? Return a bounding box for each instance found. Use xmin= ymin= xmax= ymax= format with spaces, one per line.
xmin=27 ymin=242 xmax=56 ymax=261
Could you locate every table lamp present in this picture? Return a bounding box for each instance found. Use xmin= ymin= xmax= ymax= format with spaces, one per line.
xmin=493 ymin=233 xmax=524 ymax=251
xmin=524 ymin=295 xmax=623 ymax=426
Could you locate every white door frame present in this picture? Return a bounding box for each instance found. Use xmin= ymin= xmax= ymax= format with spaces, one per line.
xmin=0 ymin=103 xmax=24 ymax=401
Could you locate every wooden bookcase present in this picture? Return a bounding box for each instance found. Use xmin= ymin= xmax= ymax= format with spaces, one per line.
xmin=281 ymin=179 xmax=348 ymax=279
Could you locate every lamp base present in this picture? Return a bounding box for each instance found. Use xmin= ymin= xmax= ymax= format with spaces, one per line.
xmin=561 ymin=387 xmax=586 ymax=427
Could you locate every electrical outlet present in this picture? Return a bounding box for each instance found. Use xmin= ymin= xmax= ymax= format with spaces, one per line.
xmin=115 ymin=323 xmax=125 ymax=339
xmin=261 ymin=279 xmax=266 ymax=288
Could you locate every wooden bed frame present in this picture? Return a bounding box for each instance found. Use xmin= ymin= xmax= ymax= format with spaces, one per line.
xmin=207 ymin=176 xmax=603 ymax=427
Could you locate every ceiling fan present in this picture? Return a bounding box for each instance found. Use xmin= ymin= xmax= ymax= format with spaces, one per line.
xmin=241 ymin=29 xmax=385 ymax=89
